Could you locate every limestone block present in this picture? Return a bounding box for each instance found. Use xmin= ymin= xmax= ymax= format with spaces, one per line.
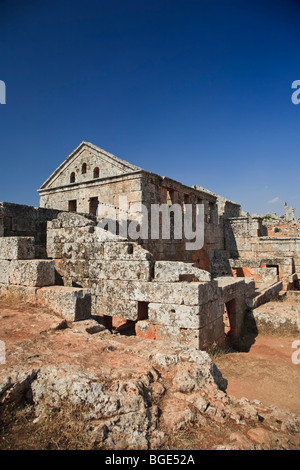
xmin=46 ymin=235 xmax=62 ymax=259
xmin=0 ymin=237 xmax=35 ymax=260
xmin=198 ymin=301 xmax=224 ymax=327
xmin=97 ymin=296 xmax=138 ymax=320
xmin=9 ymin=260 xmax=55 ymax=287
xmin=0 ymin=284 xmax=39 ymax=302
xmin=216 ymin=277 xmax=246 ymax=304
xmin=91 ymin=295 xmax=102 ymax=315
xmin=89 ymin=260 xmax=153 ymax=281
xmin=154 ymin=261 xmax=211 ymax=282
xmin=86 ymin=279 xmax=103 ymax=296
xmin=57 ymin=212 xmax=95 ymax=228
xmin=103 ymin=241 xmax=153 ymax=260
xmin=148 ymin=303 xmax=201 ymax=329
xmin=259 ymin=267 xmax=278 ymax=284
xmin=103 ymin=280 xmax=203 ymax=306
xmin=179 ymin=328 xmax=200 ymax=349
xmin=0 ymin=260 xmax=10 ymax=284
xmin=198 ymin=281 xmax=219 ymax=304
xmin=155 ymin=324 xmax=181 ymax=343
xmin=85 ymin=242 xmax=104 ymax=260
xmin=36 ymin=286 xmax=91 ymax=321
xmin=198 ymin=316 xmax=226 ymax=350
xmin=54 ymin=259 xmax=89 ymax=279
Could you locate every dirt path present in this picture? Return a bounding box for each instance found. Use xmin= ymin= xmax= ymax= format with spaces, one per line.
xmin=215 ymin=333 xmax=300 ymax=414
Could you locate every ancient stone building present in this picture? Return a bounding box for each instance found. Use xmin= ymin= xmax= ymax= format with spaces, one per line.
xmin=38 ymin=141 xmax=221 ymax=269
xmin=0 ymin=142 xmax=299 ymax=351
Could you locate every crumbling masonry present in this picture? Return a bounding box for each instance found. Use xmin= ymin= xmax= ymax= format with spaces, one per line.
xmin=0 ymin=142 xmax=299 ymax=350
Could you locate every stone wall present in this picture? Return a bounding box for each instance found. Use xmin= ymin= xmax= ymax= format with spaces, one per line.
xmin=0 ymin=202 xmax=62 ymax=258
xmin=40 ymin=170 xmax=225 ymax=272
xmin=45 ymin=211 xmax=255 ymax=350
xmin=222 ymin=215 xmax=300 ymax=290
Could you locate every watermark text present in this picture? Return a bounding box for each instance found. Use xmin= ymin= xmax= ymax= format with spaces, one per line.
xmin=0 ymin=80 xmax=6 ymax=104
xmin=96 ymin=197 xmax=205 ymax=250
xmin=291 ymin=80 xmax=300 ymax=105
xmin=0 ymin=341 xmax=5 ymax=364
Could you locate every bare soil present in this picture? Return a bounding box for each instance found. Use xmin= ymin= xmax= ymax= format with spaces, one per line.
xmin=214 ymin=333 xmax=300 ymax=414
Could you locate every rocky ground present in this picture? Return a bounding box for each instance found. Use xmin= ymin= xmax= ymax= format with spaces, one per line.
xmin=0 ymin=293 xmax=299 ymax=450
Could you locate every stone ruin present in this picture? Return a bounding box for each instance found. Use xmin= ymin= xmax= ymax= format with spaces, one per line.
xmin=0 ymin=141 xmax=299 ymax=351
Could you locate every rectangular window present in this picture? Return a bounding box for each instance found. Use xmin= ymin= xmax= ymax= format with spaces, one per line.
xmin=68 ymin=200 xmax=77 ymax=212
xmin=89 ymin=197 xmax=99 ymax=216
xmin=137 ymin=301 xmax=149 ymax=320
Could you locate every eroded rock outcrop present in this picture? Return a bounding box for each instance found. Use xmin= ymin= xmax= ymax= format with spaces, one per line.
xmin=1 ymin=303 xmax=299 ymax=450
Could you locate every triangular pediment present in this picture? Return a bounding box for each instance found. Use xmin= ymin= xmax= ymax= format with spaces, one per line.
xmin=39 ymin=142 xmax=142 ymax=190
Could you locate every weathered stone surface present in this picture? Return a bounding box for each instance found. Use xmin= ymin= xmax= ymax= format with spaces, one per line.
xmin=179 ymin=328 xmax=201 ymax=349
xmin=0 ymin=284 xmax=39 ymax=302
xmin=252 ymin=297 xmax=300 ymax=333
xmin=155 ymin=323 xmax=181 ymax=343
xmin=198 ymin=316 xmax=226 ymax=350
xmin=103 ymin=280 xmax=206 ymax=306
xmin=0 ymin=237 xmax=35 ymax=260
xmin=148 ymin=303 xmax=201 ymax=329
xmin=154 ymin=261 xmax=211 ymax=282
xmin=89 ymin=260 xmax=153 ymax=281
xmin=99 ymin=297 xmax=138 ymax=320
xmin=2 ymin=296 xmax=300 ymax=450
xmin=56 ymin=212 xmax=95 ymax=228
xmin=9 ymin=260 xmax=55 ymax=287
xmin=103 ymin=241 xmax=153 ymax=261
xmin=36 ymin=286 xmax=91 ymax=321
xmin=252 ymin=281 xmax=283 ymax=309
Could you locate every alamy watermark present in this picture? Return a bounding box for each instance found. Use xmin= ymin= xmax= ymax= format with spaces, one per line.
xmin=0 ymin=80 xmax=6 ymax=104
xmin=0 ymin=340 xmax=5 ymax=364
xmin=291 ymin=80 xmax=300 ymax=105
xmin=95 ymin=196 xmax=205 ymax=250
xmin=291 ymin=340 xmax=300 ymax=365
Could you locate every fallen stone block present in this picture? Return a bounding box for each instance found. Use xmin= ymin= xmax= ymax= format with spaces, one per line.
xmin=0 ymin=237 xmax=35 ymax=260
xmin=9 ymin=260 xmax=55 ymax=287
xmin=103 ymin=280 xmax=205 ymax=306
xmin=36 ymin=286 xmax=91 ymax=321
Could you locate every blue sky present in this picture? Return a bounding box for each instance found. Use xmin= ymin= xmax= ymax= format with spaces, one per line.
xmin=0 ymin=0 xmax=300 ymax=216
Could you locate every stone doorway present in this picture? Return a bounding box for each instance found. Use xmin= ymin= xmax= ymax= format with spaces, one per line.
xmin=89 ymin=197 xmax=99 ymax=216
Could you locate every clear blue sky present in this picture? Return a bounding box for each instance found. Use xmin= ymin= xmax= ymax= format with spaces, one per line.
xmin=1 ymin=0 xmax=300 ymax=216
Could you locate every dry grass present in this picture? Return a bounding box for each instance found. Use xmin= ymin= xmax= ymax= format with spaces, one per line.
xmin=163 ymin=420 xmax=237 ymax=450
xmin=0 ymin=399 xmax=96 ymax=450
xmin=206 ymin=342 xmax=236 ymax=361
